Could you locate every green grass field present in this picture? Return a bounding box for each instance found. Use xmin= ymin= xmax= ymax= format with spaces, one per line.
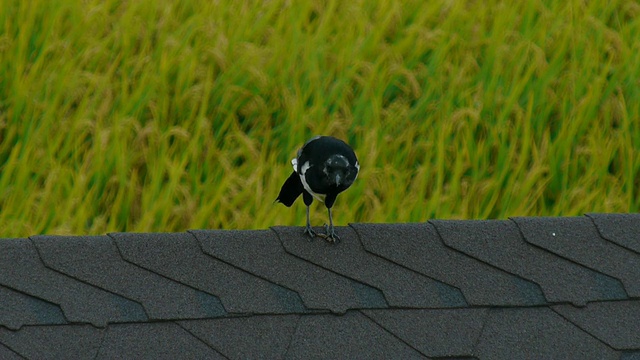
xmin=1 ymin=0 xmax=639 ymax=237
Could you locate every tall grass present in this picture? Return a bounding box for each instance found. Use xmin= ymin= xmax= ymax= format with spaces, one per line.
xmin=0 ymin=0 xmax=639 ymax=237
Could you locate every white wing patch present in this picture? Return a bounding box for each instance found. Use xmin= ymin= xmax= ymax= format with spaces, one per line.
xmin=300 ymin=160 xmax=312 ymax=175
xmin=353 ymin=160 xmax=360 ymax=181
xmin=291 ymin=158 xmax=298 ymax=172
xmin=299 ymin=160 xmax=326 ymax=202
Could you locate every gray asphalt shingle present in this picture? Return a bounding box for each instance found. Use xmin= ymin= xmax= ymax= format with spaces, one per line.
xmin=31 ymin=235 xmax=226 ymax=320
xmin=0 ymin=325 xmax=103 ymax=359
xmin=430 ymin=219 xmax=625 ymax=306
xmin=0 ymin=285 xmax=67 ymax=330
xmin=0 ymin=344 xmax=21 ymax=360
xmin=512 ymin=216 xmax=640 ymax=297
xmin=351 ymin=222 xmax=546 ymax=306
xmin=190 ymin=229 xmax=387 ymax=313
xmin=0 ymin=215 xmax=637 ymax=358
xmin=273 ymin=225 xmax=466 ymax=308
xmin=178 ymin=315 xmax=299 ymax=359
xmin=110 ymin=231 xmax=306 ymax=314
xmin=361 ymin=308 xmax=487 ymax=358
xmin=285 ymin=311 xmax=427 ymax=359
xmin=474 ymin=307 xmax=619 ymax=360
xmin=553 ymin=300 xmax=640 ymax=350
xmin=587 ymin=213 xmax=640 ymax=253
xmin=0 ymin=238 xmax=146 ymax=327
xmin=95 ymin=322 xmax=224 ymax=359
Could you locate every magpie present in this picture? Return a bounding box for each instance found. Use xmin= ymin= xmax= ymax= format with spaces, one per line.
xmin=276 ymin=136 xmax=359 ymax=242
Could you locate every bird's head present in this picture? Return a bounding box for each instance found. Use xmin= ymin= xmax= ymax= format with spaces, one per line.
xmin=323 ymin=154 xmax=357 ymax=188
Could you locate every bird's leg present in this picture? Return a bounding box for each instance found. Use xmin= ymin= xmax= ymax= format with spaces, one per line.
xmin=303 ymin=205 xmax=316 ymax=238
xmin=322 ymin=207 xmax=340 ymax=243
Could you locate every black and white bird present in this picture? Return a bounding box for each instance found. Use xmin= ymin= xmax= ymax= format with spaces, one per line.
xmin=276 ymin=136 xmax=359 ymax=242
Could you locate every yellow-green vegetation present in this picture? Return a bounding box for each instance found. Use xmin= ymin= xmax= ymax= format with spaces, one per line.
xmin=1 ymin=0 xmax=639 ymax=237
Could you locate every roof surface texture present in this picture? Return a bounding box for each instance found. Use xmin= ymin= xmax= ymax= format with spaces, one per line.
xmin=1 ymin=213 xmax=639 ymax=359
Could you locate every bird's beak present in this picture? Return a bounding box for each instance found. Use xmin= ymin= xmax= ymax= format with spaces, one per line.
xmin=334 ymin=173 xmax=342 ymax=186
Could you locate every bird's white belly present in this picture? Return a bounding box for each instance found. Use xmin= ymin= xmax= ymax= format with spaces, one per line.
xmin=297 ymin=160 xmax=326 ymax=202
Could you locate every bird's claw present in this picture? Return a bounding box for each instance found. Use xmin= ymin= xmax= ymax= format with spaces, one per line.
xmin=318 ymin=223 xmax=340 ymax=243
xmin=303 ymin=225 xmax=317 ymax=239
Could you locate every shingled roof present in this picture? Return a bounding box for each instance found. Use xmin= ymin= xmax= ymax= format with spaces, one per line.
xmin=1 ymin=214 xmax=639 ymax=359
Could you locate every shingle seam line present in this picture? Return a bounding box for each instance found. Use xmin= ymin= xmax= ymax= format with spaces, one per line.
xmin=359 ymin=310 xmax=431 ymax=358
xmin=0 ymin=339 xmax=27 ymax=360
xmin=507 ymin=218 xmax=632 ymax=298
xmin=92 ymin=324 xmax=108 ymax=360
xmin=281 ymin=314 xmax=303 ymax=359
xmin=549 ymin=306 xmax=624 ymax=351
xmin=173 ymin=321 xmax=231 ymax=359
xmin=348 ymin=223 xmax=470 ymax=307
xmin=186 ymin=229 xmax=311 ymax=312
xmin=26 ymin=236 xmax=152 ymax=323
xmin=0 ymin=284 xmax=69 ymax=328
xmin=469 ymin=308 xmax=492 ymax=356
xmin=106 ymin=233 xmax=230 ymax=315
xmin=428 ymin=220 xmax=549 ymax=302
xmin=269 ymin=227 xmax=391 ymax=309
xmin=584 ymin=214 xmax=640 ymax=256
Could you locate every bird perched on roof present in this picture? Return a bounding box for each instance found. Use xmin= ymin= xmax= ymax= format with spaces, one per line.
xmin=276 ymin=136 xmax=359 ymax=242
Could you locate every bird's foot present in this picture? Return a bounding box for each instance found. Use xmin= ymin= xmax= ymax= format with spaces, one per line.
xmin=303 ymin=225 xmax=317 ymax=239
xmin=318 ymin=223 xmax=340 ymax=243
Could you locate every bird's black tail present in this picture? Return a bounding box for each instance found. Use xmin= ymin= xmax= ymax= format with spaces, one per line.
xmin=275 ymin=171 xmax=303 ymax=207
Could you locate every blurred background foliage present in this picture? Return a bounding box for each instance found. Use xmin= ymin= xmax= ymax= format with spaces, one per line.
xmin=0 ymin=0 xmax=639 ymax=237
